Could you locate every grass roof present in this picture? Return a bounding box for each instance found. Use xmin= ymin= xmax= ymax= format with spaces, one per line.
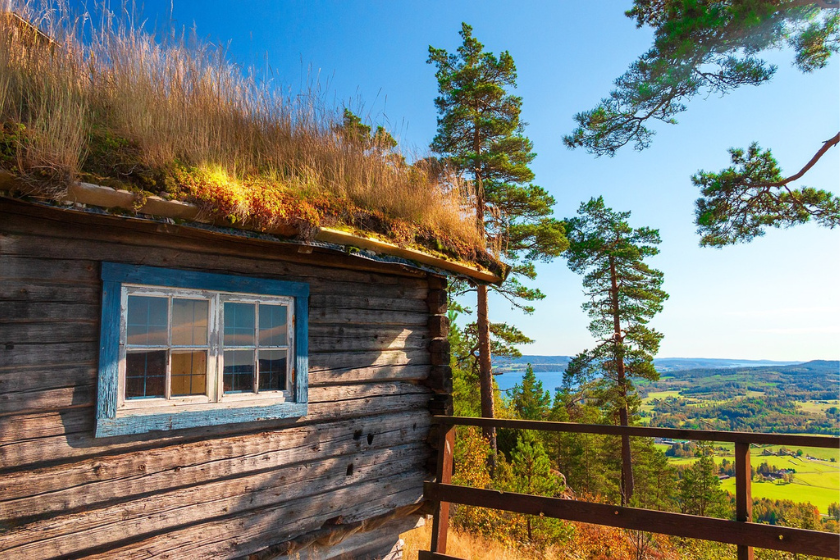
xmin=0 ymin=3 xmax=490 ymax=266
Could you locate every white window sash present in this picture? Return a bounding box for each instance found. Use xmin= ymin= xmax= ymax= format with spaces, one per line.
xmin=118 ymin=286 xmax=294 ymax=411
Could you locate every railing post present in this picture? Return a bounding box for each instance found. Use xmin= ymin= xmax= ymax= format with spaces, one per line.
xmin=735 ymin=442 xmax=754 ymax=560
xmin=430 ymin=424 xmax=455 ymax=554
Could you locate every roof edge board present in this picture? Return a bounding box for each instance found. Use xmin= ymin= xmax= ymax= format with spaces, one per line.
xmin=0 ymin=172 xmax=502 ymax=284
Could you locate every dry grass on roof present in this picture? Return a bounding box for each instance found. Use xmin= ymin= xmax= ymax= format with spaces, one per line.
xmin=0 ymin=2 xmax=486 ymax=262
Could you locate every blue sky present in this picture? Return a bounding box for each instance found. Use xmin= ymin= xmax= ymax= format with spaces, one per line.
xmin=89 ymin=1 xmax=838 ymax=360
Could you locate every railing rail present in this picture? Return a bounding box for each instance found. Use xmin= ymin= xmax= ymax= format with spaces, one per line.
xmin=421 ymin=416 xmax=840 ymax=560
xmin=433 ymin=415 xmax=840 ymax=447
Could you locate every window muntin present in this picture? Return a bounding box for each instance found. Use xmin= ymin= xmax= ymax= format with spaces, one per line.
xmin=119 ymin=286 xmax=294 ymax=409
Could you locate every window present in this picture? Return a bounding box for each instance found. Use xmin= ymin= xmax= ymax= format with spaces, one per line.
xmin=96 ymin=263 xmax=308 ymax=437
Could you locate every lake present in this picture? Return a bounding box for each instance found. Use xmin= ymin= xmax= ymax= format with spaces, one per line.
xmin=495 ymin=371 xmax=566 ymax=393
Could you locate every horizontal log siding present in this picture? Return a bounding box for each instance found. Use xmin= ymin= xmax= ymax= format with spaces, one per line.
xmin=0 ymin=199 xmax=436 ymax=558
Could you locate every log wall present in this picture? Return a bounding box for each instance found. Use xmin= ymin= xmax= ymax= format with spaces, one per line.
xmin=0 ymin=198 xmax=443 ymax=559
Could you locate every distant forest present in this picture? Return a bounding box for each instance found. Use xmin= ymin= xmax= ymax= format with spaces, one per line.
xmin=638 ymin=360 xmax=840 ymax=434
xmin=638 ymin=360 xmax=839 ymax=400
xmin=493 ymin=355 xmax=804 ymax=374
xmin=493 ymin=358 xmax=839 ymax=435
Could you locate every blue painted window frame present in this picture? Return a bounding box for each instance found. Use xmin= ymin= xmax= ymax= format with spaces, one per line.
xmin=96 ymin=262 xmax=309 ymax=437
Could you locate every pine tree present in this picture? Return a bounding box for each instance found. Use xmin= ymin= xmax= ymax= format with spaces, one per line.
xmin=500 ymin=436 xmax=569 ymax=544
xmin=450 ymin=307 xmax=531 ymax=420
xmin=679 ymin=444 xmax=730 ymax=519
xmin=550 ymin=388 xmax=617 ymax=500
xmin=562 ymin=196 xmax=669 ymax=506
xmin=428 ymin=23 xmax=567 ymax=455
xmin=510 ymin=363 xmax=551 ymax=421
xmin=565 ymin=1 xmax=840 ymax=245
xmin=335 ymin=108 xmax=398 ymax=153
xmin=631 ymin=439 xmax=677 ymax=512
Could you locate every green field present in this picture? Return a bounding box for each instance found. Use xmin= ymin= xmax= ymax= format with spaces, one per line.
xmin=644 ymin=390 xmax=682 ymax=400
xmin=797 ymin=400 xmax=840 ymax=414
xmin=756 ymin=444 xmax=840 ymax=462
xmin=660 ymin=449 xmax=839 ymax=513
xmin=637 ymin=361 xmax=839 ymax=515
xmin=640 ymin=390 xmax=681 ymax=413
xmin=721 ymin=469 xmax=838 ymax=514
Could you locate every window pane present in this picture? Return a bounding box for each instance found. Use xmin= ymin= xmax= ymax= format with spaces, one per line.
xmin=223 ymin=350 xmax=254 ymax=393
xmin=259 ymin=349 xmax=287 ymax=392
xmin=172 ymin=299 xmax=209 ymax=346
xmin=259 ymin=304 xmax=288 ymax=347
xmin=171 ymin=351 xmax=207 ymax=396
xmin=125 ymin=350 xmax=166 ymax=398
xmin=224 ymin=303 xmax=255 ymax=346
xmin=127 ymin=296 xmax=168 ymax=346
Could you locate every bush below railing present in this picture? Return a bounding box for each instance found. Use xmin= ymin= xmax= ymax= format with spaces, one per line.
xmin=421 ymin=416 xmax=840 ymax=560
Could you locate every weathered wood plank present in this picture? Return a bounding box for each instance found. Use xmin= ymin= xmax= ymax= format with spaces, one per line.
xmin=0 ymin=281 xmax=100 ymax=304
xmin=309 ymin=364 xmax=429 ymax=387
xmin=309 ymin=330 xmax=429 ymax=352
xmin=0 ymin=391 xmax=432 ymax=470
xmin=0 ymin=302 xmax=99 ymax=324
xmin=309 ymin=308 xmax=428 ymax=326
xmin=0 ymin=230 xmax=429 ymax=290
xmin=0 ymin=364 xmax=428 ymax=415
xmin=0 ymin=255 xmax=427 ymax=304
xmin=0 ymin=322 xmax=97 ymax=344
xmin=310 ymin=293 xmax=426 ymax=313
xmin=0 ymin=278 xmax=423 ymax=312
xmin=81 ymin=474 xmax=425 ymax=560
xmin=0 ymin=410 xmax=429 ymax=513
xmin=0 ymin=407 xmax=91 ymax=444
xmin=0 ymin=382 xmax=428 ymax=444
xmin=0 ymin=201 xmax=428 ymax=281
xmin=0 ymin=342 xmax=96 ymax=370
xmin=0 ymin=385 xmax=94 ymax=416
xmin=308 ymin=324 xmax=427 ymax=338
xmin=271 ymin=516 xmax=422 ymax=560
xmin=0 ymin=364 xmax=95 ymax=394
xmin=308 ymin=349 xmax=429 ymax=371
xmin=310 ymin=382 xmax=430 ymax=405
xmin=0 ymin=257 xmax=99 ymax=284
xmin=0 ymin=446 xmax=428 ymax=557
xmin=0 ymin=332 xmax=461 ymax=372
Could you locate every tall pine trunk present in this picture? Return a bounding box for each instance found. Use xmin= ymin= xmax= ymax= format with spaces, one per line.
xmin=477 ymin=283 xmax=496 ymax=457
xmin=474 ymin=128 xmax=497 ymax=461
xmin=610 ymin=256 xmax=634 ymax=506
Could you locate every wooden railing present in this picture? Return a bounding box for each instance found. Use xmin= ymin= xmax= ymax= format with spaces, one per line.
xmin=420 ymin=416 xmax=840 ymax=560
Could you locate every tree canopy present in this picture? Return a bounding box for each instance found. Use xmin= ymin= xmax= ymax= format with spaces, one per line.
xmin=428 ymin=23 xmax=567 ymax=454
xmin=429 ymin=23 xmax=568 ymax=307
xmin=510 ymin=364 xmax=552 ymax=421
xmin=565 ymin=0 xmax=840 ymax=246
xmin=334 ymin=108 xmax=399 ymax=154
xmin=563 ymin=196 xmax=669 ymax=504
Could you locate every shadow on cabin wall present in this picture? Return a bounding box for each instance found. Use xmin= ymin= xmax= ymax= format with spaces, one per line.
xmin=0 ymin=200 xmax=439 ymax=558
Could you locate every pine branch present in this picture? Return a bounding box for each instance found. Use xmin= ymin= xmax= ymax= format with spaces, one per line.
xmin=753 ymin=132 xmax=839 ymax=189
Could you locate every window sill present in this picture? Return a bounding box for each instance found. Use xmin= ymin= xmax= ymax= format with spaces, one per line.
xmin=96 ymin=402 xmax=308 ymax=437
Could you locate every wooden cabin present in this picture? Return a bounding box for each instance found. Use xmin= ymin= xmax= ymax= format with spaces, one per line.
xmin=0 ymin=177 xmax=500 ymax=559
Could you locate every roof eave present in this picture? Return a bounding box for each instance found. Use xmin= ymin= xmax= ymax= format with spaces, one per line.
xmin=0 ymin=173 xmax=504 ymax=284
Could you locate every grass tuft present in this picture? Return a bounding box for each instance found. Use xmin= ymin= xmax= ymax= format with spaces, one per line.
xmin=0 ymin=2 xmax=485 ymax=260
